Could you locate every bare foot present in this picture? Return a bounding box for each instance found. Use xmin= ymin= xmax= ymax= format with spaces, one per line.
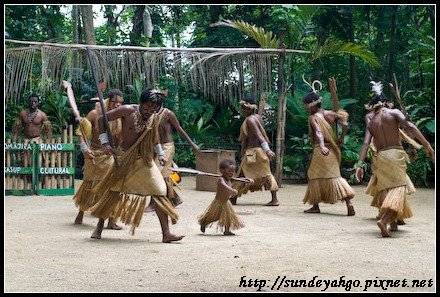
xmin=376 ymin=214 xmax=381 ymax=220
xmin=347 ymin=205 xmax=355 ymax=216
xmin=74 ymin=211 xmax=84 ymax=225
xmin=265 ymin=201 xmax=280 ymax=206
xmin=389 ymin=221 xmax=398 ymax=231
xmin=224 ymin=231 xmax=235 ymax=236
xmin=107 ymin=223 xmax=122 ymax=230
xmin=162 ymin=234 xmax=185 ymax=243
xmin=200 ymin=225 xmax=206 ymax=233
xmin=304 ymin=206 xmax=320 ymax=213
xmin=91 ymin=219 xmax=104 ymax=239
xmin=377 ymin=220 xmax=390 ymax=237
xmin=229 ymin=197 xmax=237 ymax=205
xmin=172 ymin=197 xmax=183 ymax=207
xmin=397 ymin=220 xmax=406 ymax=225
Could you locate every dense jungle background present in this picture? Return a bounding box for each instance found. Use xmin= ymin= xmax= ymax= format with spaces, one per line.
xmin=4 ymin=5 xmax=435 ymax=186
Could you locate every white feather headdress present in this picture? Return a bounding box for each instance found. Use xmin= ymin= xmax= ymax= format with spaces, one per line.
xmin=370 ymin=81 xmax=383 ymax=96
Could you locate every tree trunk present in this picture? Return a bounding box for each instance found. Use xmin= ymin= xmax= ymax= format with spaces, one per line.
xmin=387 ymin=6 xmax=398 ymax=84
xmin=104 ymin=5 xmax=118 ymax=45
xmin=348 ymin=6 xmax=357 ymax=98
xmin=130 ymin=5 xmax=145 ymax=45
xmin=80 ymin=5 xmax=96 ymax=45
xmin=275 ymin=31 xmax=286 ymax=186
xmin=72 ymin=5 xmax=81 ymax=69
xmin=143 ymin=6 xmax=153 ymax=46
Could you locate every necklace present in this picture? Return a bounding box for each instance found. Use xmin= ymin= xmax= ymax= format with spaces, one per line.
xmin=27 ymin=109 xmax=39 ymax=123
xmin=133 ymin=108 xmax=148 ymax=134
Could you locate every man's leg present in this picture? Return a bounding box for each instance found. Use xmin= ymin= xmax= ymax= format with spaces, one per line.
xmin=144 ymin=196 xmax=155 ymax=212
xmin=265 ymin=190 xmax=280 ymax=206
xmin=74 ymin=210 xmax=84 ymax=224
xmin=377 ymin=209 xmax=396 ymax=237
xmin=345 ymin=198 xmax=355 ymax=216
xmin=91 ymin=218 xmax=105 ymax=239
xmin=154 ymin=204 xmax=184 ymax=243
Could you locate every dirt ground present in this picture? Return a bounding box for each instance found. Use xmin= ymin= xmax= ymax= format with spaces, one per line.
xmin=4 ymin=176 xmax=436 ymax=293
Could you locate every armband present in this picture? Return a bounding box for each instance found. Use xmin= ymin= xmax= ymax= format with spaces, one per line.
xmin=261 ymin=141 xmax=271 ymax=152
xmin=99 ymin=133 xmax=109 ymax=145
xmin=80 ymin=142 xmax=89 ymax=153
xmin=155 ymin=143 xmax=164 ymax=156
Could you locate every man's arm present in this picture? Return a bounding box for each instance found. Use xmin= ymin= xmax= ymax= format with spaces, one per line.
xmin=394 ymin=109 xmax=435 ymax=162
xmin=97 ymin=105 xmax=131 ymax=155
xmin=247 ymin=115 xmax=275 ymax=159
xmin=309 ymin=115 xmax=329 ymax=156
xmin=12 ymin=112 xmax=24 ymax=142
xmin=355 ymin=127 xmax=373 ymax=182
xmin=41 ymin=112 xmax=52 ymax=140
xmin=168 ymin=111 xmax=200 ymax=153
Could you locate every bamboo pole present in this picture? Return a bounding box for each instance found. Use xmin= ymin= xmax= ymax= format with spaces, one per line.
xmin=50 ymin=138 xmax=57 ymax=189
xmin=6 ymin=138 xmax=12 ymax=189
xmin=63 ymin=128 xmax=68 ymax=188
xmin=275 ymin=32 xmax=287 ymax=186
xmin=69 ymin=125 xmax=73 ymax=188
xmin=23 ymin=139 xmax=30 ymax=190
xmin=57 ymin=136 xmax=62 ymax=189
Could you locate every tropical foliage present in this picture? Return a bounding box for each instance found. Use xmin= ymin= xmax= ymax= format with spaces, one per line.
xmin=5 ymin=5 xmax=435 ymax=186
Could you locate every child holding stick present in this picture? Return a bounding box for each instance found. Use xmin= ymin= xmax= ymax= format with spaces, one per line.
xmin=199 ymin=159 xmax=253 ymax=236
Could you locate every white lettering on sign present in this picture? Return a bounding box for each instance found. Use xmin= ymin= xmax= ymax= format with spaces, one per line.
xmin=4 ymin=143 xmax=32 ymax=150
xmin=39 ymin=167 xmax=69 ymax=174
xmin=40 ymin=143 xmax=64 ymax=151
xmin=5 ymin=167 xmax=21 ymax=173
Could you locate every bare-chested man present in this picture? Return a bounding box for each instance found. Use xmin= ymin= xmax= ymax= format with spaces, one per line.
xmin=301 ymin=84 xmax=355 ymax=216
xmin=355 ymin=81 xmax=434 ymax=237
xmin=63 ymin=80 xmax=123 ymax=230
xmin=89 ymin=88 xmax=184 ymax=243
xmin=144 ymin=94 xmax=201 ymax=212
xmin=13 ymin=94 xmax=52 ymax=142
xmin=230 ymin=97 xmax=280 ymax=206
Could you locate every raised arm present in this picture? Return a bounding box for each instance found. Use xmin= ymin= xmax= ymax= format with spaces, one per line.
xmin=168 ymin=110 xmax=200 ymax=153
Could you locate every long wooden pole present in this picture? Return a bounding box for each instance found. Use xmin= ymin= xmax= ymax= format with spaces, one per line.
xmin=275 ymin=32 xmax=286 ymax=186
xmin=5 ymin=39 xmax=311 ymax=54
xmin=85 ymin=47 xmax=117 ymax=165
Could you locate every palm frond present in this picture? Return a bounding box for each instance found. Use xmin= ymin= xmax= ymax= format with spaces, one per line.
xmin=309 ymin=38 xmax=380 ymax=68
xmin=212 ymin=20 xmax=279 ymax=48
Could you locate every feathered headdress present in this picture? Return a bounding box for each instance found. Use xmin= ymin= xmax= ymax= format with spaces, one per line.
xmin=370 ymin=80 xmax=383 ymax=96
xmin=365 ymin=80 xmax=392 ymax=111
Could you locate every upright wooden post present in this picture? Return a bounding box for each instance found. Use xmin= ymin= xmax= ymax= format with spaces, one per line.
xmin=275 ymin=31 xmax=286 ymax=186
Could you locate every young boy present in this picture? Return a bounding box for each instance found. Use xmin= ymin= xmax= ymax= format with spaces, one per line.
xmin=199 ymin=159 xmax=253 ymax=236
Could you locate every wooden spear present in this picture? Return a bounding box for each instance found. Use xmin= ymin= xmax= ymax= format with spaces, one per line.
xmin=85 ymin=47 xmax=118 ymax=165
xmin=389 ymin=73 xmax=423 ymax=149
xmin=328 ymin=77 xmax=339 ymax=143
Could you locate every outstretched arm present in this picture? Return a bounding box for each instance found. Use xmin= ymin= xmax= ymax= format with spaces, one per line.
xmin=168 ymin=111 xmax=200 ymax=153
xmin=394 ymin=109 xmax=435 ymax=163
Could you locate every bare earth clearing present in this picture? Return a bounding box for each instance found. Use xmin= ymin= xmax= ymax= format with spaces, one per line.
xmin=4 ymin=176 xmax=436 ymax=292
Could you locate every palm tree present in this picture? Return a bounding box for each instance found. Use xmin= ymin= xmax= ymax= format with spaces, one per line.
xmin=212 ymin=5 xmax=380 ymax=185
